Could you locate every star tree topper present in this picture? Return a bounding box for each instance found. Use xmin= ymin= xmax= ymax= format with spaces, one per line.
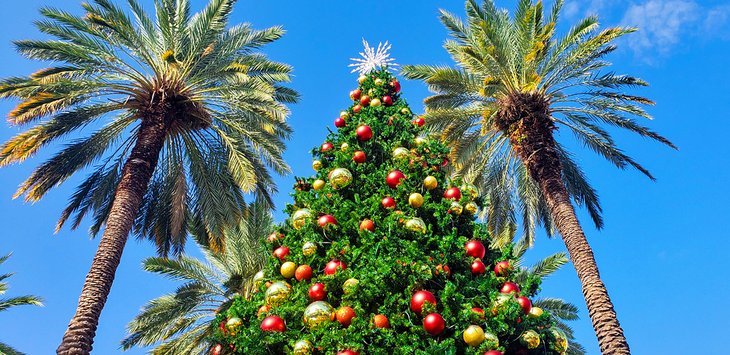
xmin=349 ymin=39 xmax=399 ymax=75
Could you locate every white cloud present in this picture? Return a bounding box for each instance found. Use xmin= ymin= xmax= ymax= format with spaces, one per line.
xmin=703 ymin=5 xmax=730 ymax=39
xmin=620 ymin=0 xmax=700 ymax=56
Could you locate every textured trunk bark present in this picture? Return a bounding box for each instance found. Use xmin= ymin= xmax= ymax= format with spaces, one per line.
xmin=499 ymin=93 xmax=631 ymax=354
xmin=57 ymin=111 xmax=169 ymax=355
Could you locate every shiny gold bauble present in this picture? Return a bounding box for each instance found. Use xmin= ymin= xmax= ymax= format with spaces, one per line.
xmin=370 ymin=98 xmax=382 ymax=107
xmin=408 ymin=193 xmax=424 ymax=208
xmin=401 ymin=108 xmax=411 ymax=115
xmin=460 ymin=183 xmax=479 ymax=200
xmin=302 ymin=241 xmax=317 ymax=257
xmin=280 ymin=261 xmax=296 ymax=279
xmin=312 ymin=179 xmax=325 ymax=190
xmin=340 ymin=142 xmax=349 ymax=151
xmin=449 ymin=202 xmax=463 ymax=215
xmin=312 ymin=160 xmax=322 ymax=171
xmin=520 ymin=330 xmax=541 ymax=349
xmin=414 ymin=137 xmax=427 ymax=146
xmin=265 ymin=281 xmax=291 ymax=306
xmin=463 ymin=325 xmax=486 ymax=347
xmin=483 ymin=331 xmax=500 ymax=349
xmin=358 ymin=75 xmax=367 ymax=84
xmin=291 ymin=208 xmax=312 ymax=230
xmin=423 ymin=176 xmax=438 ymax=190
xmin=303 ymin=301 xmax=335 ymax=329
xmin=340 ymin=111 xmax=350 ymax=119
xmin=225 ymin=317 xmax=243 ymax=336
xmin=464 ymin=202 xmax=478 ymax=216
xmin=328 ymin=168 xmax=353 ymax=189
xmin=374 ymin=78 xmax=384 ymax=86
xmin=342 ymin=278 xmax=359 ymax=294
xmin=253 ymin=270 xmax=265 ymax=288
xmin=551 ymin=328 xmax=569 ymax=353
xmin=292 ymin=339 xmax=314 ymax=355
xmin=405 ymin=217 xmax=427 ymax=233
xmin=392 ymin=147 xmax=410 ymax=161
xmin=528 ymin=306 xmax=544 ymax=318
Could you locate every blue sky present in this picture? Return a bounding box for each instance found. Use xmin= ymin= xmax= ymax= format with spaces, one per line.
xmin=1 ymin=0 xmax=728 ymax=354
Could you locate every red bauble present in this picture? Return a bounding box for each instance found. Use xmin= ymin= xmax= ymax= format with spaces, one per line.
xmin=257 ymin=305 xmax=270 ymax=317
xmin=353 ymin=104 xmax=362 ymax=113
xmin=465 ymin=240 xmax=486 ymax=259
xmin=334 ymin=117 xmax=347 ymax=128
xmin=500 ymin=282 xmax=520 ymax=295
xmin=336 ymin=306 xmax=356 ymax=327
xmin=212 ymin=344 xmax=223 ymax=355
xmin=423 ymin=313 xmax=445 ymax=335
xmin=494 ymin=260 xmax=510 ymax=277
xmin=350 ymin=89 xmax=361 ymax=101
xmin=321 ymin=142 xmax=334 ymax=152
xmin=471 ymin=259 xmax=486 ymax=275
xmin=413 ymin=117 xmax=425 ymax=127
xmin=471 ymin=307 xmax=485 ymax=319
xmin=391 ymin=80 xmax=401 ymax=93
xmin=324 ymin=260 xmax=346 ymax=275
xmin=273 ymin=246 xmax=289 ymax=260
xmin=484 ymin=351 xmax=504 ymax=355
xmin=360 ymin=219 xmax=375 ymax=232
xmin=353 ymin=151 xmax=366 ymax=163
xmin=260 ymin=315 xmax=286 ymax=332
xmin=360 ymin=95 xmax=371 ymax=106
xmin=516 ymin=296 xmax=532 ymax=314
xmin=266 ymin=232 xmax=282 ymax=243
xmin=356 ymin=125 xmax=373 ymax=141
xmin=309 ymin=283 xmax=327 ymax=301
xmin=410 ymin=290 xmax=437 ymax=314
xmin=317 ymin=214 xmax=337 ymax=227
xmin=382 ymin=95 xmax=393 ymax=106
xmin=443 ymin=187 xmax=462 ymax=200
xmin=381 ymin=196 xmax=396 ymax=209
xmin=386 ymin=170 xmax=405 ymax=188
xmin=372 ymin=314 xmax=390 ymax=328
xmin=337 ymin=351 xmax=359 ymax=355
xmin=295 ymin=264 xmax=313 ymax=281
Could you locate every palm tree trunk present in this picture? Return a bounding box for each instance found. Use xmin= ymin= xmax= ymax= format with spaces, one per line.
xmin=57 ymin=111 xmax=169 ymax=355
xmin=501 ymin=93 xmax=630 ymax=354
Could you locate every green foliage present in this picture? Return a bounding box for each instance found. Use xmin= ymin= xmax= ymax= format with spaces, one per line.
xmin=0 ymin=0 xmax=298 ymax=256
xmin=210 ymin=69 xmax=572 ymax=354
xmin=0 ymin=254 xmax=43 ymax=355
xmin=121 ymin=199 xmax=272 ymax=354
xmin=401 ymin=0 xmax=675 ymax=246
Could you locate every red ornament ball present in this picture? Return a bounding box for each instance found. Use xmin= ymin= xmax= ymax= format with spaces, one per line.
xmin=444 ymin=187 xmax=462 ymax=200
xmin=337 ymin=351 xmax=359 ymax=355
xmin=317 ymin=214 xmax=337 ymax=227
xmin=516 ymin=296 xmax=532 ymax=314
xmin=471 ymin=259 xmax=486 ymax=275
xmin=295 ymin=264 xmax=313 ymax=281
xmin=471 ymin=307 xmax=485 ymax=319
xmin=356 ymin=125 xmax=373 ymax=141
xmin=353 ymin=104 xmax=362 ymax=113
xmin=411 ymin=290 xmax=437 ymax=314
xmin=273 ymin=246 xmax=289 ymax=261
xmin=413 ymin=117 xmax=425 ymax=127
xmin=324 ymin=260 xmax=346 ymax=275
xmin=336 ymin=306 xmax=356 ymax=327
xmin=212 ymin=344 xmax=223 ymax=355
xmin=372 ymin=314 xmax=390 ymax=328
xmin=309 ymin=282 xmax=327 ymax=301
xmin=382 ymin=95 xmax=393 ymax=106
xmin=360 ymin=95 xmax=371 ymax=106
xmin=423 ymin=313 xmax=445 ymax=336
xmin=391 ymin=80 xmax=401 ymax=93
xmin=465 ymin=240 xmax=486 ymax=259
xmin=381 ymin=196 xmax=396 ymax=209
xmin=260 ymin=315 xmax=286 ymax=332
xmin=386 ymin=170 xmax=405 ymax=188
xmin=266 ymin=232 xmax=282 ymax=243
xmin=321 ymin=142 xmax=334 ymax=152
xmin=334 ymin=117 xmax=346 ymax=128
xmin=350 ymin=89 xmax=361 ymax=101
xmin=484 ymin=351 xmax=504 ymax=355
xmin=360 ymin=219 xmax=375 ymax=232
xmin=353 ymin=151 xmax=366 ymax=163
xmin=494 ymin=260 xmax=510 ymax=277
xmin=500 ymin=282 xmax=521 ymax=295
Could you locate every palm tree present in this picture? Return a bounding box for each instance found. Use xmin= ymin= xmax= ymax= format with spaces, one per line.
xmin=1 ymin=254 xmax=44 ymax=355
xmin=121 ymin=199 xmax=271 ymax=354
xmin=0 ymin=1 xmax=297 ymax=353
xmin=402 ymin=1 xmax=675 ymax=353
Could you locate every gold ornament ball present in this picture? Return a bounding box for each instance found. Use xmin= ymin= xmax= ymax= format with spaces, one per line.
xmin=342 ymin=278 xmax=360 ymax=294
xmin=313 ymin=179 xmax=325 ymax=190
xmin=371 ymin=98 xmax=382 ymax=107
xmin=312 ymin=160 xmax=322 ymax=171
xmin=374 ymin=78 xmax=385 ymax=86
xmin=401 ymin=108 xmax=411 ymax=115
xmin=253 ymin=270 xmax=265 ymax=287
xmin=520 ymin=330 xmax=541 ymax=349
xmin=483 ymin=331 xmax=500 ymax=349
xmin=340 ymin=142 xmax=349 ymax=151
xmin=408 ymin=193 xmax=424 ymax=208
xmin=551 ymin=328 xmax=569 ymax=353
xmin=464 ymin=202 xmax=478 ymax=216
xmin=328 ymin=168 xmax=353 ymax=189
xmin=303 ymin=301 xmax=335 ymax=329
xmin=405 ymin=217 xmax=427 ymax=233
xmin=460 ymin=183 xmax=479 ymax=200
xmin=392 ymin=147 xmax=410 ymax=161
xmin=340 ymin=111 xmax=350 ymax=119
xmin=225 ymin=317 xmax=243 ymax=336
xmin=291 ymin=208 xmax=312 ymax=230
xmin=450 ymin=202 xmax=463 ymax=215
xmin=463 ymin=325 xmax=486 ymax=347
xmin=280 ymin=261 xmax=296 ymax=279
xmin=265 ymin=281 xmax=291 ymax=306
xmin=528 ymin=306 xmax=544 ymax=318
xmin=423 ymin=176 xmax=438 ymax=190
xmin=358 ymin=75 xmax=367 ymax=84
xmin=368 ymin=88 xmax=375 ymax=96
xmin=302 ymin=242 xmax=317 ymax=257
xmin=292 ymin=339 xmax=314 ymax=355
xmin=414 ymin=137 xmax=427 ymax=146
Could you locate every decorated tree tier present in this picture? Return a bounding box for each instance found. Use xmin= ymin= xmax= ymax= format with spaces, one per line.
xmin=211 ymin=42 xmax=569 ymax=355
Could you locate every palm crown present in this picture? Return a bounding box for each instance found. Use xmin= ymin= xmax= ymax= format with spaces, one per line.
xmin=403 ymin=0 xmax=675 ymax=245
xmin=0 ymin=0 xmax=297 ymax=255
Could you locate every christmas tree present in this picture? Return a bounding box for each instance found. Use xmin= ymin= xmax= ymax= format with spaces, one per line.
xmin=211 ymin=42 xmax=569 ymax=355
